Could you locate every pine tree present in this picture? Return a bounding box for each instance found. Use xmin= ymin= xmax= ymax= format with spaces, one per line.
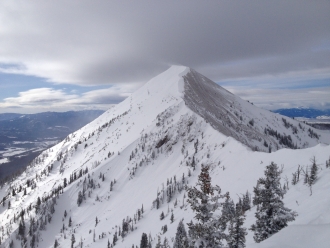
xmin=173 ymin=220 xmax=189 ymax=248
xmin=221 ymin=193 xmax=236 ymax=230
xmin=140 ymin=233 xmax=148 ymax=248
xmin=227 ymin=204 xmax=247 ymax=248
xmin=309 ymin=156 xmax=318 ymax=185
xmin=160 ymin=211 xmax=165 ymax=220
xmin=156 ymin=197 xmax=160 ymax=209
xmin=163 ymin=237 xmax=170 ymax=248
xmin=71 ymin=234 xmax=76 ymax=248
xmin=186 ymin=164 xmax=225 ymax=247
xmin=113 ymin=232 xmax=118 ymax=246
xmin=291 ymin=172 xmax=298 ymax=185
xmin=69 ymin=217 xmax=72 ymax=227
xmin=171 ymin=212 xmax=174 ymax=223
xmin=326 ymin=157 xmax=330 ymax=168
xmin=251 ymin=162 xmax=297 ymax=243
xmin=77 ymin=191 xmax=83 ymax=206
xmin=242 ymin=191 xmax=251 ymax=212
xmin=162 ymin=224 xmax=168 ymax=234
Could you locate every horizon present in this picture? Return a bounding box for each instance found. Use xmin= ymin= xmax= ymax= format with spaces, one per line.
xmin=0 ymin=1 xmax=329 ymax=113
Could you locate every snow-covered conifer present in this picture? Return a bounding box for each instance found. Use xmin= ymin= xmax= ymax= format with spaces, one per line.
xmin=140 ymin=233 xmax=148 ymax=248
xmin=251 ymin=162 xmax=297 ymax=243
xmin=113 ymin=232 xmax=118 ymax=246
xmin=309 ymin=156 xmax=318 ymax=184
xmin=160 ymin=211 xmax=165 ymax=220
xmin=187 ymin=164 xmax=225 ymax=247
xmin=227 ymin=205 xmax=247 ymax=248
xmin=71 ymin=234 xmax=75 ymax=248
xmin=163 ymin=237 xmax=170 ymax=248
xmin=242 ymin=191 xmax=251 ymax=212
xmin=77 ymin=191 xmax=83 ymax=206
xmin=173 ymin=220 xmax=188 ymax=248
xmin=221 ymin=193 xmax=236 ymax=230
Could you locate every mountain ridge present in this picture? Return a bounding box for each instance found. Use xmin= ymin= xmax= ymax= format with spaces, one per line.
xmin=0 ymin=66 xmax=329 ymax=247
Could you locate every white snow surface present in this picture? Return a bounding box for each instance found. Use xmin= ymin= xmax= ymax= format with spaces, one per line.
xmin=0 ymin=158 xmax=9 ymax=164
xmin=0 ymin=66 xmax=329 ymax=248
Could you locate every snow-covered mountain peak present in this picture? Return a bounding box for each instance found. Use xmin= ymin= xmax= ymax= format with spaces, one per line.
xmin=138 ymin=65 xmax=189 ymax=97
xmin=1 ymin=66 xmax=330 ymax=248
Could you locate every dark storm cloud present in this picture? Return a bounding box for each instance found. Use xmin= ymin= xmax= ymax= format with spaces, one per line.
xmin=0 ymin=1 xmax=329 ymax=85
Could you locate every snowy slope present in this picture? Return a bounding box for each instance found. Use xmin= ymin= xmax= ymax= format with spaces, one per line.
xmin=0 ymin=66 xmax=329 ymax=248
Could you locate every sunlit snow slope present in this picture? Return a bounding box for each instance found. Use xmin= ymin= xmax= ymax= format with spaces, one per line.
xmin=0 ymin=66 xmax=329 ymax=248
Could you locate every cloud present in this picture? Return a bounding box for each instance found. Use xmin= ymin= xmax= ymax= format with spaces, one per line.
xmin=0 ymin=1 xmax=329 ymax=86
xmin=225 ymin=86 xmax=330 ymax=110
xmin=0 ymin=84 xmax=138 ymax=113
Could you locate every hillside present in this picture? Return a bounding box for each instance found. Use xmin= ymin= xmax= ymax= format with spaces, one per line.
xmin=0 ymin=110 xmax=104 ymax=181
xmin=0 ymin=66 xmax=329 ymax=248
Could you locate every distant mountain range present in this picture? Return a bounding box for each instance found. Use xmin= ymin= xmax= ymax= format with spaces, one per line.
xmin=272 ymin=108 xmax=330 ymax=118
xmin=0 ymin=110 xmax=104 ymax=180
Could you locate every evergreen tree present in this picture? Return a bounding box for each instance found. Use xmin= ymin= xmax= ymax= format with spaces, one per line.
xmin=163 ymin=237 xmax=170 ymax=248
xmin=251 ymin=162 xmax=297 ymax=243
xmin=309 ymin=156 xmax=318 ymax=185
xmin=77 ymin=191 xmax=83 ymax=206
xmin=326 ymin=157 xmax=330 ymax=168
xmin=242 ymin=191 xmax=251 ymax=212
xmin=160 ymin=211 xmax=165 ymax=220
xmin=173 ymin=220 xmax=189 ymax=248
xmin=155 ymin=236 xmax=162 ymax=248
xmin=113 ymin=232 xmax=118 ymax=246
xmin=171 ymin=212 xmax=174 ymax=223
xmin=71 ymin=234 xmax=76 ymax=248
xmin=291 ymin=172 xmax=298 ymax=185
xmin=69 ymin=217 xmax=72 ymax=227
xmin=156 ymin=197 xmax=160 ymax=209
xmin=162 ymin=224 xmax=168 ymax=234
xmin=140 ymin=233 xmax=148 ymax=248
xmin=54 ymin=239 xmax=59 ymax=248
xmin=227 ymin=205 xmax=247 ymax=248
xmin=221 ymin=194 xmax=236 ymax=230
xmin=186 ymin=164 xmax=225 ymax=247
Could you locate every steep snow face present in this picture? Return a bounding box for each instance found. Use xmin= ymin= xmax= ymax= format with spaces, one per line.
xmin=183 ymin=69 xmax=330 ymax=151
xmin=0 ymin=66 xmax=329 ymax=248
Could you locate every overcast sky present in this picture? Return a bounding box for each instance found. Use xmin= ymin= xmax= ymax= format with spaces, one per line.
xmin=0 ymin=1 xmax=329 ymax=113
